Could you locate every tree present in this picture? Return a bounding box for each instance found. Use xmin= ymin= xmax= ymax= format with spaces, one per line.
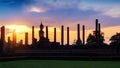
xmin=86 ymin=31 xmax=105 ymax=46
xmin=87 ymin=33 xmax=96 ymax=43
xmin=110 ymin=33 xmax=120 ymax=46
xmin=86 ymin=33 xmax=97 ymax=46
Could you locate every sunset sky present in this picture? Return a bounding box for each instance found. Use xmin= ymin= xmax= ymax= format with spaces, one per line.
xmin=0 ymin=0 xmax=120 ymax=44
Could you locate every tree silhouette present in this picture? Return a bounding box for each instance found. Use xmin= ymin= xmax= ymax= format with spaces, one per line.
xmin=87 ymin=33 xmax=96 ymax=43
xmin=86 ymin=33 xmax=97 ymax=46
xmin=110 ymin=33 xmax=120 ymax=46
xmin=86 ymin=31 xmax=105 ymax=46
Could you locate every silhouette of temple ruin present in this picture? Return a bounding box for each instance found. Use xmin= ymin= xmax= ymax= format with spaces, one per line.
xmin=0 ymin=19 xmax=120 ymax=57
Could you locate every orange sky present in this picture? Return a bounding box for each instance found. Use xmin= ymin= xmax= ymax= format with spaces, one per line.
xmin=2 ymin=24 xmax=120 ymax=45
xmin=0 ymin=0 xmax=120 ymax=46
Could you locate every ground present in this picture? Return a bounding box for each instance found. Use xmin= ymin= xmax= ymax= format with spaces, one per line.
xmin=0 ymin=60 xmax=120 ymax=68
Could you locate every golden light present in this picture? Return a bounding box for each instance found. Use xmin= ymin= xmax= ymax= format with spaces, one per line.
xmin=5 ymin=25 xmax=30 ymax=33
xmin=4 ymin=24 xmax=120 ymax=45
xmin=5 ymin=25 xmax=32 ymax=44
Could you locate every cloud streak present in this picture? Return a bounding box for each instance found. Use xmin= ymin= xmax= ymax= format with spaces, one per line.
xmin=27 ymin=6 xmax=47 ymax=13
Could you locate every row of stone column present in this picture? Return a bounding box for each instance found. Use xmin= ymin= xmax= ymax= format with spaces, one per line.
xmin=61 ymin=24 xmax=85 ymax=45
xmin=0 ymin=26 xmax=29 ymax=46
xmin=2 ymin=22 xmax=102 ymax=46
xmin=31 ymin=24 xmax=85 ymax=46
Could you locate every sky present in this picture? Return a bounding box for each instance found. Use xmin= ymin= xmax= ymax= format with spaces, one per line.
xmin=0 ymin=0 xmax=120 ymax=44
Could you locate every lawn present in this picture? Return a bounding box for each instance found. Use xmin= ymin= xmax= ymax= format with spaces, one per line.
xmin=0 ymin=60 xmax=120 ymax=68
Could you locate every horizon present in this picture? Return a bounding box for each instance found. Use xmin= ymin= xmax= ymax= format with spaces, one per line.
xmin=0 ymin=21 xmax=119 ymax=45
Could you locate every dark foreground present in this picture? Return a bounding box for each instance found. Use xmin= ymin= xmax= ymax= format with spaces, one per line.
xmin=1 ymin=45 xmax=120 ymax=61
xmin=1 ymin=55 xmax=120 ymax=61
xmin=0 ymin=60 xmax=120 ymax=68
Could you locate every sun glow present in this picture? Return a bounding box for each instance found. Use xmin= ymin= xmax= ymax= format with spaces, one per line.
xmin=3 ymin=24 xmax=120 ymax=45
xmin=5 ymin=25 xmax=31 ymax=33
xmin=4 ymin=25 xmax=32 ymax=44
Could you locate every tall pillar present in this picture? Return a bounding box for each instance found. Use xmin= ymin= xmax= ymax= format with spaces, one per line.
xmin=32 ymin=26 xmax=34 ymax=45
xmin=1 ymin=26 xmax=5 ymax=46
xmin=76 ymin=24 xmax=81 ymax=45
xmin=98 ymin=23 xmax=101 ymax=35
xmin=77 ymin=24 xmax=80 ymax=41
xmin=13 ymin=29 xmax=16 ymax=46
xmin=54 ymin=28 xmax=56 ymax=43
xmin=95 ymin=19 xmax=98 ymax=31
xmin=95 ymin=19 xmax=98 ymax=41
xmin=61 ymin=25 xmax=64 ymax=45
xmin=25 ymin=32 xmax=28 ymax=45
xmin=46 ymin=26 xmax=48 ymax=39
xmin=8 ymin=36 xmax=11 ymax=46
xmin=67 ymin=27 xmax=69 ymax=45
xmin=98 ymin=23 xmax=101 ymax=45
xmin=82 ymin=25 xmax=85 ymax=45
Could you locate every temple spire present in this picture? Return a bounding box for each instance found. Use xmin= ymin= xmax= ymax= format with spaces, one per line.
xmin=40 ymin=21 xmax=44 ymax=30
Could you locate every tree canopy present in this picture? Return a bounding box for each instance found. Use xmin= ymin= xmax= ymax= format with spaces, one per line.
xmin=110 ymin=33 xmax=120 ymax=46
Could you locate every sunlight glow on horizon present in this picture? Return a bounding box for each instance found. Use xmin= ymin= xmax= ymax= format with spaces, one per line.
xmin=0 ymin=0 xmax=120 ymax=46
xmin=1 ymin=24 xmax=119 ymax=45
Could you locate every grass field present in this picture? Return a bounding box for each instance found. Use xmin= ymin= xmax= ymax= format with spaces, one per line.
xmin=0 ymin=60 xmax=120 ymax=68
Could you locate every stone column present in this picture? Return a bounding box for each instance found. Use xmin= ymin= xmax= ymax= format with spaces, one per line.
xmin=1 ymin=26 xmax=5 ymax=46
xmin=32 ymin=26 xmax=34 ymax=45
xmin=67 ymin=27 xmax=69 ymax=45
xmin=25 ymin=32 xmax=28 ymax=45
xmin=54 ymin=28 xmax=56 ymax=43
xmin=46 ymin=26 xmax=48 ymax=39
xmin=82 ymin=25 xmax=85 ymax=45
xmin=61 ymin=25 xmax=64 ymax=45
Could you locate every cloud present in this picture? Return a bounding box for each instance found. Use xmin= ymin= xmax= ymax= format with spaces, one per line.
xmin=1 ymin=0 xmax=120 ymax=30
xmin=103 ymin=7 xmax=120 ymax=18
xmin=27 ymin=6 xmax=46 ymax=13
xmin=33 ymin=0 xmax=81 ymax=9
xmin=27 ymin=0 xmax=120 ymax=18
xmin=79 ymin=0 xmax=120 ymax=18
xmin=1 ymin=0 xmax=120 ymax=18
